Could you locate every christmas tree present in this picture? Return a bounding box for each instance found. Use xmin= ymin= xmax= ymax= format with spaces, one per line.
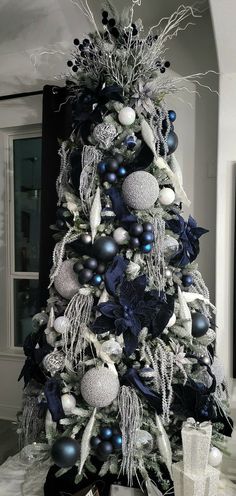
xmin=19 ymin=3 xmax=233 ymax=496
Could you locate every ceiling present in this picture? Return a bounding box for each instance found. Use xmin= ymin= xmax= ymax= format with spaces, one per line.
xmin=0 ymin=0 xmax=206 ymax=96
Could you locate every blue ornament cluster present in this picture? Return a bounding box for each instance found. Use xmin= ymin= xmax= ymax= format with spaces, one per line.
xmin=73 ymin=257 xmax=106 ymax=286
xmin=97 ymin=155 xmax=127 ymax=184
xmin=90 ymin=426 xmax=122 ymax=461
xmin=129 ymin=222 xmax=154 ymax=254
xmin=161 ymin=109 xmax=178 ymax=156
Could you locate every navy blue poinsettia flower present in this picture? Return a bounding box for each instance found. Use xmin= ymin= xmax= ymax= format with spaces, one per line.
xmin=166 ymin=214 xmax=208 ymax=267
xmin=93 ymin=274 xmax=174 ymax=356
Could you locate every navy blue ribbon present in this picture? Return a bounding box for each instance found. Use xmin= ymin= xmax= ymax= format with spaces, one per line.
xmin=44 ymin=378 xmax=65 ymax=422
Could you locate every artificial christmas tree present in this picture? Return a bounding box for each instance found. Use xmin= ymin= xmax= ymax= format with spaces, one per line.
xmin=18 ymin=2 xmax=233 ymax=496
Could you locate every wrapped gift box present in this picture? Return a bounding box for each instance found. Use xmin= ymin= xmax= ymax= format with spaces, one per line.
xmin=110 ymin=485 xmax=143 ymax=496
xmin=182 ymin=418 xmax=212 ymax=476
xmin=172 ymin=461 xmax=220 ymax=496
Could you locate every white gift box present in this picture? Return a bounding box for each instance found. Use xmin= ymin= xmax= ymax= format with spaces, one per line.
xmin=110 ymin=485 xmax=143 ymax=496
xmin=182 ymin=418 xmax=212 ymax=475
xmin=172 ymin=461 xmax=220 ymax=496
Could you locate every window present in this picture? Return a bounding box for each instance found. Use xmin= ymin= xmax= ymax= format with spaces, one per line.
xmin=7 ymin=129 xmax=42 ymax=349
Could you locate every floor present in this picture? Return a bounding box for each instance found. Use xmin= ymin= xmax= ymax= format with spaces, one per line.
xmin=0 ymin=419 xmax=19 ymax=464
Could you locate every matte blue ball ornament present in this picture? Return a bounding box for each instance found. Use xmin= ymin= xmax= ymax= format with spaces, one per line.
xmin=96 ymin=441 xmax=113 ymax=461
xmin=97 ymin=161 xmax=107 ymax=174
xmin=100 ymin=427 xmax=113 ymax=440
xmin=143 ymin=222 xmax=154 ymax=232
xmin=141 ymin=231 xmax=154 ymax=243
xmin=104 ymin=172 xmax=117 ymax=184
xmin=192 ymin=312 xmax=209 ymax=337
xmin=167 ymin=131 xmax=178 ymax=155
xmin=141 ymin=243 xmax=152 ymax=253
xmin=51 ymin=437 xmax=80 ymax=468
xmin=91 ymin=274 xmax=103 ymax=286
xmin=112 ymin=434 xmax=122 ymax=450
xmin=182 ymin=274 xmax=193 ymax=287
xmin=90 ymin=436 xmax=102 ymax=448
xmin=168 ymin=110 xmax=176 ymax=122
xmin=93 ymin=236 xmax=118 ymax=262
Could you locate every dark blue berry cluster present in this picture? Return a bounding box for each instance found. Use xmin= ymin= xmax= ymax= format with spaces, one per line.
xmin=129 ymin=222 xmax=154 ymax=253
xmin=97 ymin=155 xmax=127 ymax=184
xmin=90 ymin=426 xmax=122 ymax=461
xmin=73 ymin=257 xmax=105 ymax=286
xmin=67 ymin=37 xmax=94 ymax=72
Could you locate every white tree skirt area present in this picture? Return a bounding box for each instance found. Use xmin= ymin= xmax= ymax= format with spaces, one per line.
xmin=0 ymin=446 xmax=235 ymax=496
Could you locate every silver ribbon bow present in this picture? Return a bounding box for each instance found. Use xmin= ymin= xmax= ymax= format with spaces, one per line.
xmin=184 ymin=417 xmax=211 ymax=433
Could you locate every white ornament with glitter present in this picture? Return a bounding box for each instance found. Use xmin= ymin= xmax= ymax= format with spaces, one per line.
xmin=118 ymin=107 xmax=136 ymax=126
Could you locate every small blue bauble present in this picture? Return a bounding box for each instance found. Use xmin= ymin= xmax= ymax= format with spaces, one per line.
xmin=112 ymin=434 xmax=122 ymax=450
xmin=117 ymin=166 xmax=127 ymax=177
xmin=129 ymin=222 xmax=143 ymax=237
xmin=100 ymin=427 xmax=113 ymax=440
xmin=90 ymin=436 xmax=102 ymax=448
xmin=124 ymin=135 xmax=137 ymax=149
xmin=141 ymin=243 xmax=152 ymax=253
xmin=141 ymin=232 xmax=154 ymax=243
xmin=97 ymin=161 xmax=107 ymax=174
xmin=96 ymin=441 xmax=113 ymax=461
xmin=182 ymin=274 xmax=193 ymax=287
xmin=130 ymin=237 xmax=140 ymax=248
xmin=104 ymin=172 xmax=117 ymax=184
xmin=91 ymin=274 xmax=103 ymax=286
xmin=143 ymin=222 xmax=154 ymax=232
xmin=107 ymin=159 xmax=119 ymax=173
xmin=168 ymin=110 xmax=176 ymax=122
xmin=112 ymin=427 xmax=121 ymax=435
xmin=166 ymin=131 xmax=178 ymax=156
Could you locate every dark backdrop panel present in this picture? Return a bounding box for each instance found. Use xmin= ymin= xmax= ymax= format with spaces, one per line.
xmin=38 ymin=85 xmax=72 ymax=308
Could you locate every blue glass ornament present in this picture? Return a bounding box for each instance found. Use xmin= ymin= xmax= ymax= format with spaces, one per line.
xmin=96 ymin=441 xmax=113 ymax=461
xmin=130 ymin=237 xmax=140 ymax=248
xmin=143 ymin=222 xmax=154 ymax=232
xmin=100 ymin=426 xmax=113 ymax=440
xmin=182 ymin=274 xmax=193 ymax=287
xmin=90 ymin=436 xmax=102 ymax=448
xmin=141 ymin=243 xmax=152 ymax=253
xmin=97 ymin=161 xmax=107 ymax=174
xmin=141 ymin=232 xmax=154 ymax=244
xmin=51 ymin=437 xmax=80 ymax=468
xmin=192 ymin=312 xmax=209 ymax=337
xmin=112 ymin=434 xmax=122 ymax=450
xmin=129 ymin=223 xmax=143 ymax=237
xmin=107 ymin=159 xmax=119 ymax=173
xmin=166 ymin=131 xmax=178 ymax=155
xmin=93 ymin=236 xmax=118 ymax=262
xmin=117 ymin=166 xmax=127 ymax=177
xmin=104 ymin=172 xmax=117 ymax=184
xmin=168 ymin=110 xmax=176 ymax=122
xmin=91 ymin=274 xmax=103 ymax=286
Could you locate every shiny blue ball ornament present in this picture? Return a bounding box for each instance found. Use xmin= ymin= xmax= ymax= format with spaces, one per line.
xmin=51 ymin=437 xmax=80 ymax=468
xmin=93 ymin=236 xmax=118 ymax=262
xmin=182 ymin=274 xmax=193 ymax=287
xmin=96 ymin=441 xmax=113 ymax=461
xmin=104 ymin=172 xmax=117 ymax=184
xmin=97 ymin=161 xmax=107 ymax=174
xmin=143 ymin=222 xmax=154 ymax=232
xmin=141 ymin=243 xmax=152 ymax=253
xmin=166 ymin=131 xmax=178 ymax=155
xmin=90 ymin=436 xmax=102 ymax=448
xmin=112 ymin=434 xmax=122 ymax=450
xmin=91 ymin=274 xmax=103 ymax=286
xmin=141 ymin=232 xmax=154 ymax=244
xmin=100 ymin=426 xmax=113 ymax=440
xmin=117 ymin=166 xmax=127 ymax=177
xmin=168 ymin=110 xmax=176 ymax=122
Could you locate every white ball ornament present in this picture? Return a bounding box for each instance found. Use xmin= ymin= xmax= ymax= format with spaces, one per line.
xmin=113 ymin=227 xmax=130 ymax=245
xmin=54 ymin=259 xmax=80 ymax=300
xmin=167 ymin=313 xmax=176 ymax=328
xmin=122 ymin=171 xmax=159 ymax=210
xmin=208 ymin=447 xmax=223 ymax=467
xmin=80 ymin=367 xmax=120 ymax=408
xmin=54 ymin=316 xmax=70 ymax=334
xmin=118 ymin=106 xmax=136 ymax=126
xmin=61 ymin=393 xmax=76 ymax=414
xmin=159 ymin=187 xmax=175 ymax=206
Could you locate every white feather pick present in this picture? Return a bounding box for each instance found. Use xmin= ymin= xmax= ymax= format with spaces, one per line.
xmin=178 ymin=286 xmax=192 ymax=338
xmin=90 ymin=186 xmax=101 ymax=243
xmin=182 ymin=291 xmax=216 ymax=311
xmin=169 ymin=154 xmax=183 ymax=187
xmin=79 ymin=407 xmax=97 ymax=474
xmin=141 ymin=118 xmax=190 ymax=206
xmin=45 ymin=410 xmax=57 ymax=444
xmin=155 ymin=414 xmax=173 ymax=479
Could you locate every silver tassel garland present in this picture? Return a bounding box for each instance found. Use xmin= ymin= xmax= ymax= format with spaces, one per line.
xmin=48 ymin=227 xmax=79 ymax=288
xmin=79 ymin=145 xmax=102 ymax=217
xmin=56 ymin=142 xmax=71 ymax=206
xmin=147 ymin=215 xmax=165 ymax=293
xmin=118 ymin=385 xmax=143 ymax=486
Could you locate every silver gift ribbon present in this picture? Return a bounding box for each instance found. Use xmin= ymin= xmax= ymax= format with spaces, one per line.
xmin=183 ymin=416 xmax=211 ymax=433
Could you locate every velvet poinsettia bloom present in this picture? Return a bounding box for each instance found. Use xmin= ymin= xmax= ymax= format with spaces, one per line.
xmin=93 ymin=274 xmax=174 ymax=355
xmin=166 ymin=214 xmax=208 ymax=267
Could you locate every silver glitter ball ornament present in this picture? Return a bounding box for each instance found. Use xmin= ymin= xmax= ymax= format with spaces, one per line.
xmin=54 ymin=259 xmax=80 ymax=300
xmin=163 ymin=235 xmax=179 ymax=261
xmin=43 ymin=351 xmax=65 ymax=375
xmin=93 ymin=123 xmax=117 ymax=148
xmin=101 ymin=338 xmax=123 ymax=361
xmin=32 ymin=311 xmax=48 ymax=330
xmin=80 ymin=367 xmax=120 ymax=407
xmin=135 ymin=429 xmax=153 ymax=453
xmin=113 ymin=227 xmax=130 ymax=245
xmin=122 ymin=171 xmax=159 ymax=210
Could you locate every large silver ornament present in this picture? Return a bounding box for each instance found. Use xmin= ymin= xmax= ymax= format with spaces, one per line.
xmin=80 ymin=367 xmax=120 ymax=407
xmin=135 ymin=429 xmax=153 ymax=453
xmin=122 ymin=171 xmax=159 ymax=210
xmin=93 ymin=123 xmax=117 ymax=148
xmin=54 ymin=259 xmax=80 ymax=300
xmin=43 ymin=351 xmax=65 ymax=375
